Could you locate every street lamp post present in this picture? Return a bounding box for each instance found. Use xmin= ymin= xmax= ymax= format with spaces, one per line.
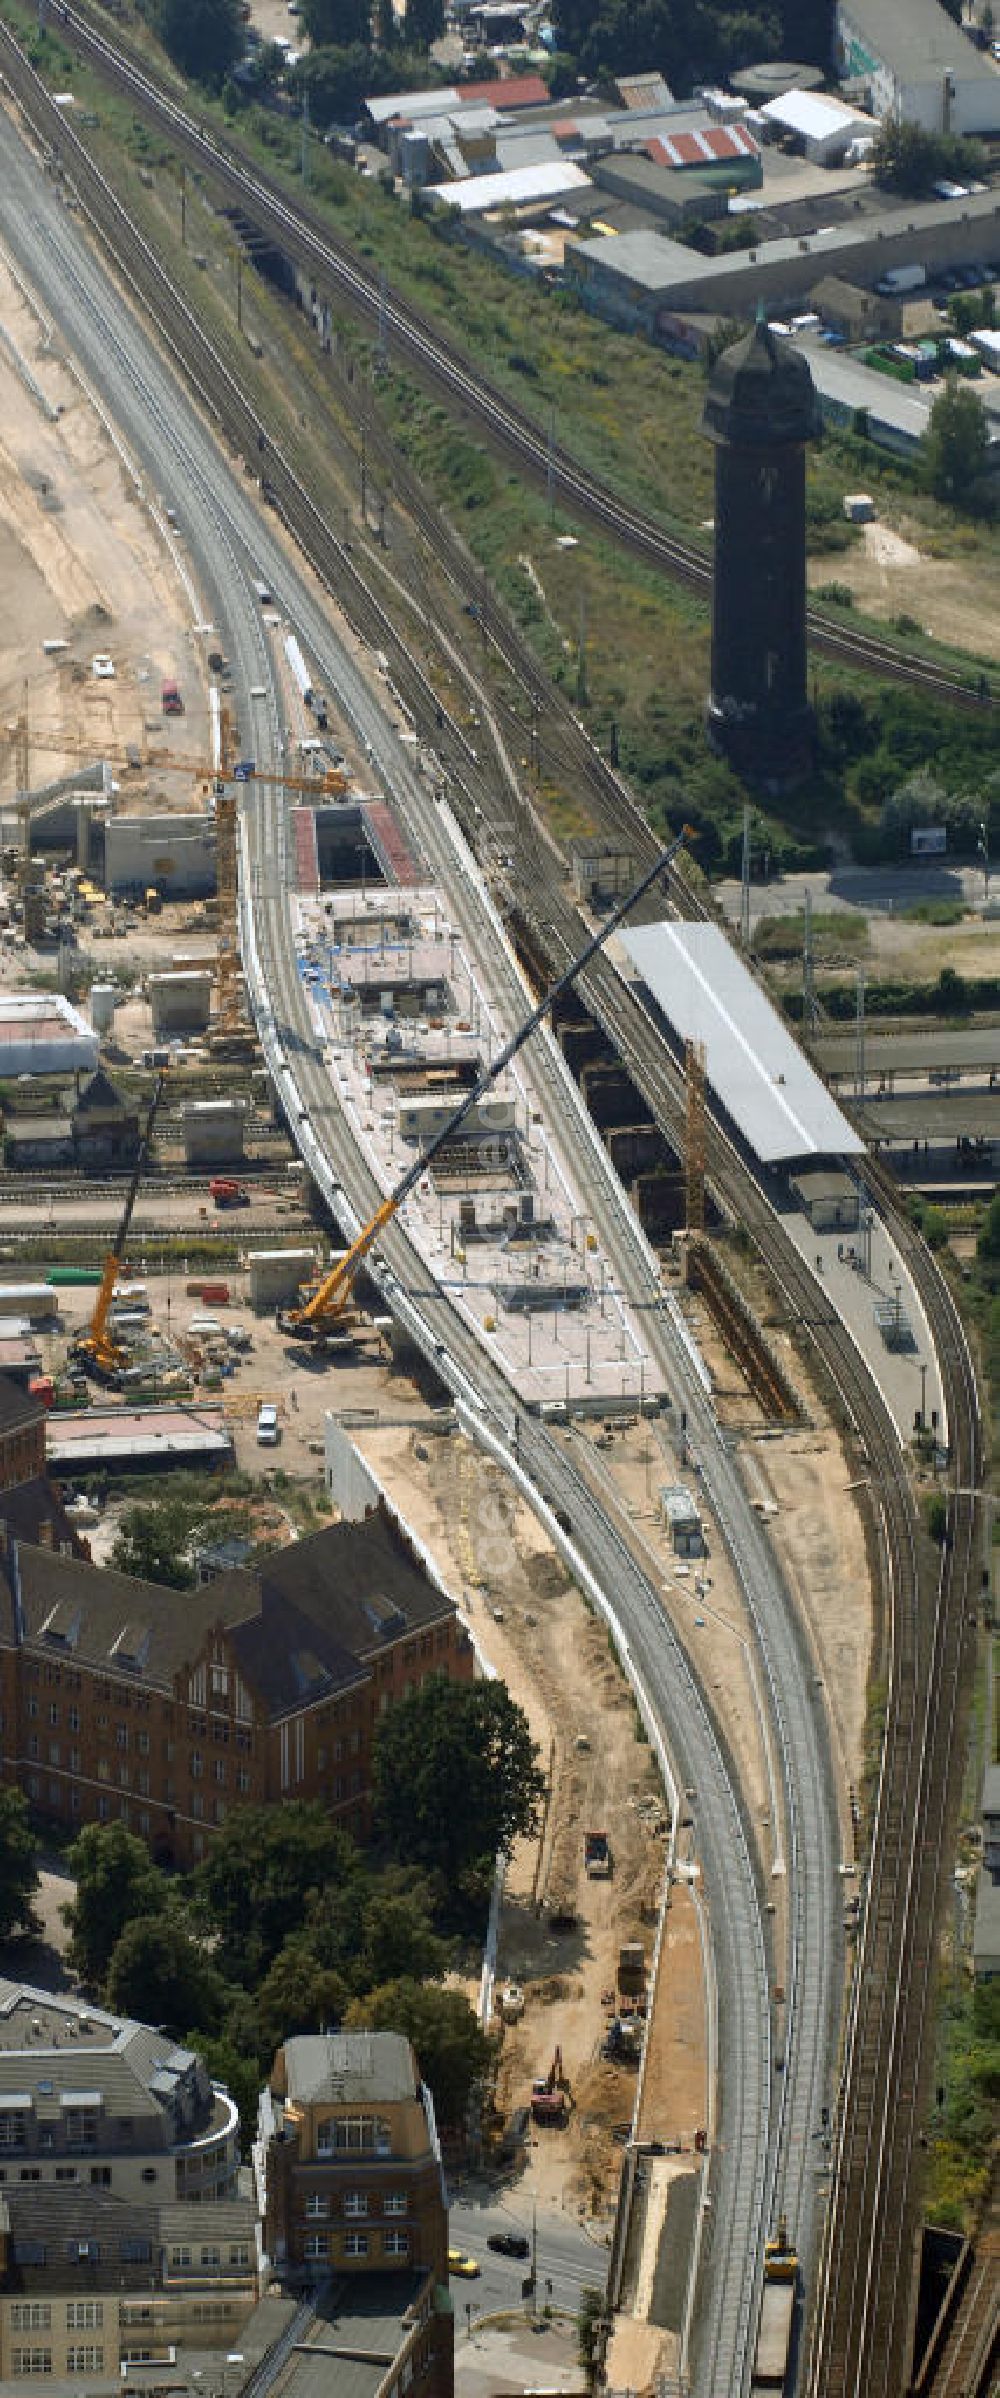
xmin=979 ymin=818 xmax=991 ymax=905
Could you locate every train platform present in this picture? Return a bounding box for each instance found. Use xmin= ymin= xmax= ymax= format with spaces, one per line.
xmin=293 ymin=883 xmax=670 ymax=1415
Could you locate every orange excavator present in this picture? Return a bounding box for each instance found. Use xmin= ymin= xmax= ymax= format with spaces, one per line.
xmin=70 ymin=1072 xmax=166 ymax=1382
xmin=277 ymin=824 xmax=694 ymax=1346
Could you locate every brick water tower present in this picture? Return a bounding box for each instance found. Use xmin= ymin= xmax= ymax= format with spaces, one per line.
xmin=703 ymin=315 xmax=820 ymax=786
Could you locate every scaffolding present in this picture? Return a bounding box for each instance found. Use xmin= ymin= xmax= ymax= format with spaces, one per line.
xmin=685 ymin=1037 xmax=707 ymax=1234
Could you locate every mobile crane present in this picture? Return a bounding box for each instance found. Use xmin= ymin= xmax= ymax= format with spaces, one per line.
xmin=69 ymin=1072 xmax=167 ymax=1383
xmin=278 ymin=824 xmax=694 ymax=1345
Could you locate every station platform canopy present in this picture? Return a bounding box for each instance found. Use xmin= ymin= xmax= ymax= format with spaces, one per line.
xmin=621 ymin=919 xmax=864 ymax=1166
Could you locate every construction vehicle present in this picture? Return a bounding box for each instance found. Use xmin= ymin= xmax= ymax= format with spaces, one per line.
xmin=585 ymin=1829 xmax=612 ymax=1878
xmin=277 ymin=825 xmax=694 ymax=1348
xmin=530 ymin=2048 xmax=568 ymax=2127
xmin=209 ymin=1177 xmax=249 ymax=1208
xmin=69 ymin=1073 xmax=166 ymax=1384
xmin=752 ymin=2216 xmax=798 ymax=2388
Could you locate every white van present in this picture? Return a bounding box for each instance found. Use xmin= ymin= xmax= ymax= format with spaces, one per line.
xmin=256 ymin=1403 xmax=279 ymax=1446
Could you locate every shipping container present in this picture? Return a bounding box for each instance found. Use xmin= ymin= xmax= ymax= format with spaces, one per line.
xmin=47 ymin=1267 xmax=103 ymax=1287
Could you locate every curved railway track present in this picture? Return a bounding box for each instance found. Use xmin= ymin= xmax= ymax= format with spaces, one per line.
xmin=31 ymin=0 xmax=997 ymax=714
xmin=0 ymin=28 xmax=984 ymax=2394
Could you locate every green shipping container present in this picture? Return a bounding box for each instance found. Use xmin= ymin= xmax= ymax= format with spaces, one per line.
xmin=46 ymin=1267 xmax=104 ymax=1286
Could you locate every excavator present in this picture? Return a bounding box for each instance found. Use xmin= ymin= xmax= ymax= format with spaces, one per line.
xmin=70 ymin=1072 xmax=167 ymax=1383
xmin=278 ymin=823 xmax=694 ymax=1346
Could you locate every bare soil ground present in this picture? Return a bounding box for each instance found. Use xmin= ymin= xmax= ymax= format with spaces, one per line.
xmin=0 ymin=260 xmax=212 ymax=779
xmin=807 ymin=512 xmax=1000 ymax=661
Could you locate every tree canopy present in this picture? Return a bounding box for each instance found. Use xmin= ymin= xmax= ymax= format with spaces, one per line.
xmin=345 ymin=1977 xmax=491 ymax=2125
xmin=549 ymin=0 xmax=827 ymax=84
xmin=299 ymin=0 xmax=373 ymax=48
xmin=373 ymin=1673 xmax=545 ymax=1888
xmin=921 ymin=378 xmax=990 ymax=508
xmin=0 ymin=1789 xmax=40 ymax=1946
xmin=872 ymin=115 xmax=985 ymax=196
xmin=105 ymin=1912 xmax=226 ymax=2036
xmin=110 ymin=1497 xmax=205 ymax=1590
xmin=62 ymin=1823 xmax=166 ymax=1991
xmin=190 ymin=1802 xmax=356 ymax=1982
xmin=146 ymin=0 xmax=245 ymax=82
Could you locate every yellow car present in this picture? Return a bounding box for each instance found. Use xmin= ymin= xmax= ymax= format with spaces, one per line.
xmin=448 ymin=2249 xmax=481 ymax=2278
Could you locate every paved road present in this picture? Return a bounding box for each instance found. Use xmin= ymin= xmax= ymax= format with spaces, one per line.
xmin=715 ymin=863 xmax=994 ymax=925
xmin=447 ymin=2192 xmax=605 ymax=2320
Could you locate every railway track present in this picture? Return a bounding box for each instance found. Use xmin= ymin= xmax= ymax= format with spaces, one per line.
xmin=30 ymin=0 xmax=996 ymax=714
xmin=0 ymin=29 xmax=984 ymax=2393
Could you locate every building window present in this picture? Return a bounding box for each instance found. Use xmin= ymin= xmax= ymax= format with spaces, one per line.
xmin=10 ymin=2307 xmax=50 ymax=2333
xmin=12 ymin=2349 xmax=51 ymax=2375
xmin=190 ymin=1751 xmax=203 ymax=1778
xmin=0 ymin=2113 xmax=28 ymax=2149
xmin=170 ymin=2248 xmax=192 ymax=2269
xmin=141 ymin=2166 xmax=157 ymax=2184
xmin=214 ymin=1759 xmax=226 ymax=1785
xmin=344 ymin=2192 xmax=368 ymax=2217
xmin=65 ymin=2107 xmax=99 ymax=2149
xmin=383 ymin=2230 xmax=409 ymax=2257
xmin=229 ymin=2245 xmax=250 ymax=2267
xmin=48 ymin=1704 xmax=58 ymax=1728
xmin=96 ymin=1760 xmax=110 ymax=1784
xmin=344 ymin=2231 xmax=369 ymax=2259
xmin=192 ymin=1793 xmax=204 ymax=1821
xmin=304 ymin=2194 xmax=329 ymax=2220
xmin=200 ymin=2247 xmax=221 ymax=2269
xmin=210 ymin=1664 xmax=230 ymax=1701
xmin=384 ymin=2194 xmax=408 ymax=2216
xmin=27 ymin=1697 xmax=37 ymax=1719
xmin=138 ymin=1810 xmax=150 ymax=1835
xmin=137 ymin=1731 xmax=150 ymax=1755
xmin=66 ymin=2350 xmax=103 ymax=2374
xmin=54 ymin=2167 xmax=77 ymax=2183
xmin=27 ymin=1736 xmax=38 ymax=1762
xmin=97 ymin=1796 xmax=109 ymax=1821
xmin=68 ymin=1708 xmax=79 ymax=1734
xmin=69 ymin=1748 xmax=81 ymax=1774
xmin=304 ymin=2233 xmax=329 ymax=2262
xmin=237 ymin=1768 xmax=250 ymax=1793
xmin=89 ymin=2166 xmax=111 ymax=2188
xmin=65 ymin=2304 xmax=103 ymax=2331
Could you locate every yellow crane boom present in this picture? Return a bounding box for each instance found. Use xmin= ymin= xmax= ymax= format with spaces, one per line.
xmin=71 ymin=1072 xmax=167 ymax=1379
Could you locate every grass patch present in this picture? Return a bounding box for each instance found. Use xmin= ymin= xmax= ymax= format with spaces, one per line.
xmin=752 ymin=911 xmax=867 ymax=962
xmin=902 ymin=899 xmax=968 ymax=926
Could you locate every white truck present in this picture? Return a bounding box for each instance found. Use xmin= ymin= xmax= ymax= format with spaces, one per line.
xmin=875 ymin=263 xmax=927 ymax=295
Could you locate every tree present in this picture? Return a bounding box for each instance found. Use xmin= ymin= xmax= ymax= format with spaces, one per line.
xmin=403 ymin=0 xmax=444 ymax=46
xmin=105 ymin=1912 xmax=226 ymax=2035
xmin=299 ymin=0 xmax=372 ymax=48
xmin=63 ymin=1823 xmax=166 ymax=1991
xmin=187 ymin=2032 xmax=262 ymax=2156
xmin=978 ymin=1189 xmax=1000 ymax=1261
xmin=359 ymin=1886 xmax=452 ymax=1988
xmin=373 ymin=1674 xmax=545 ymax=1887
xmin=110 ymin=1498 xmax=202 ymax=1590
xmin=344 ymin=1977 xmax=491 ymax=2125
xmin=152 ymin=0 xmax=245 ymax=82
xmin=191 ymin=1803 xmax=357 ymax=1982
xmin=921 ymin=378 xmax=989 ymax=507
xmin=872 ymin=114 xmax=985 ymax=196
xmin=577 ymin=2288 xmax=606 ymax=2384
xmin=253 ymin=1937 xmax=351 ymax=2063
xmin=0 ymin=1788 xmax=40 ymax=1945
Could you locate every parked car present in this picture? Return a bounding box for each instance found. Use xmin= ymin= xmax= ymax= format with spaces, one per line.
xmin=487 ymin=2232 xmax=530 ymax=2260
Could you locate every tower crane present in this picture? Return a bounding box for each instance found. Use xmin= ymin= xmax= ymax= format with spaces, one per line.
xmin=279 ymin=823 xmax=694 ymax=1345
xmin=69 ymin=1071 xmax=167 ymax=1382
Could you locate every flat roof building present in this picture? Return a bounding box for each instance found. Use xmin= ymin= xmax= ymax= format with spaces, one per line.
xmin=836 ymin=0 xmax=1000 ymax=135
xmin=620 ymin=921 xmax=864 ymax=1165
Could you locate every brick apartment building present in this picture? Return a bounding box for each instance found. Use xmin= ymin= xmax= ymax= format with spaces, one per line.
xmin=0 ymin=1381 xmax=46 ymax=1493
xmin=0 ymin=1504 xmax=473 ymax=1866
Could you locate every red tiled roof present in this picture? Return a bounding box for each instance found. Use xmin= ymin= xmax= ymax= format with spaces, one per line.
xmin=647 ymin=122 xmax=758 ymax=170
xmin=461 ymin=73 xmax=550 ymax=108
